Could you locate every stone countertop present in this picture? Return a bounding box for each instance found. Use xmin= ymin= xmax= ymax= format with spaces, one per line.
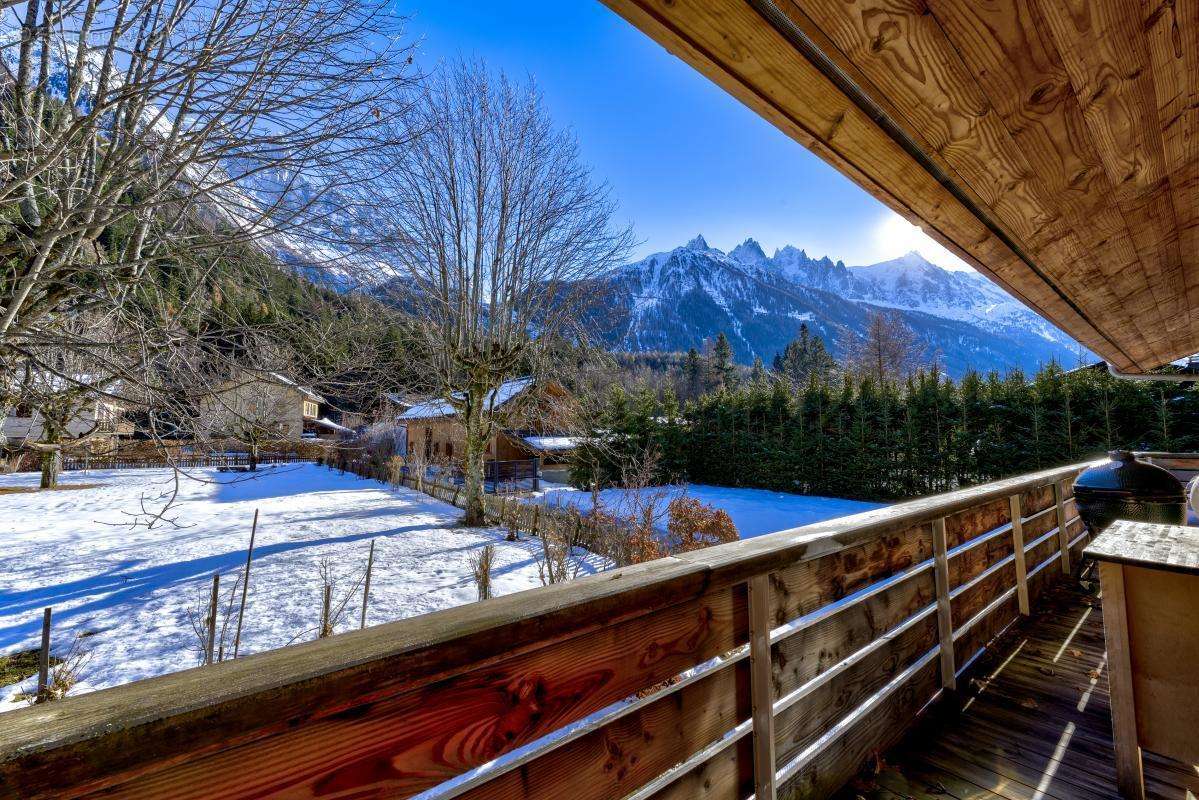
xmin=1085 ymin=520 xmax=1199 ymax=575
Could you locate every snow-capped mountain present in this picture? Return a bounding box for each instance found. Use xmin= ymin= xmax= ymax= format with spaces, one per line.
xmin=591 ymin=236 xmax=1087 ymax=378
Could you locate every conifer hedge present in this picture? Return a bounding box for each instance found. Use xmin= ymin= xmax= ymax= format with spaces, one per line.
xmin=574 ymin=364 xmax=1199 ymax=502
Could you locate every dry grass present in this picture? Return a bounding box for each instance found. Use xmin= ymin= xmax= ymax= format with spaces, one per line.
xmin=0 ymin=483 xmax=104 ymax=495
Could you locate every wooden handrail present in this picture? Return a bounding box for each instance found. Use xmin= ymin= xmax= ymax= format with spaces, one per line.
xmin=0 ymin=459 xmax=1100 ymax=800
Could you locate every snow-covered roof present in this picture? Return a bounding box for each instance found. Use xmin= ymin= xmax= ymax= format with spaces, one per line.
xmin=521 ymin=435 xmax=581 ymax=452
xmin=398 ymin=377 xmax=535 ymax=421
xmin=268 ymin=372 xmax=325 ymax=404
xmin=312 ymin=416 xmax=351 ymax=433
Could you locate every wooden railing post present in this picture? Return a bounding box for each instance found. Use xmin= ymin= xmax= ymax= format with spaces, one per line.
xmin=748 ymin=574 xmax=776 ymax=800
xmin=1008 ymin=495 xmax=1030 ymax=616
xmin=1053 ymin=480 xmax=1072 ymax=574
xmin=931 ymin=518 xmax=956 ymax=691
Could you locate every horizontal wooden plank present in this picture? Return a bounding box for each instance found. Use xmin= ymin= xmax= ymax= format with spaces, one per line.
xmin=1 ymin=580 xmax=745 ymax=800
xmin=944 ymin=498 xmax=1011 ymax=551
xmin=768 ymin=523 xmax=931 ymax=626
xmin=773 ymin=612 xmax=937 ymax=768
xmin=772 ymin=567 xmax=935 ymax=701
xmin=778 ymin=654 xmax=941 ymax=799
xmin=458 ymin=659 xmax=747 ymax=800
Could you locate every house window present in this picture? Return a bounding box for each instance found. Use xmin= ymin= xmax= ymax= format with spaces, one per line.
xmin=303 ymin=400 xmax=318 ymax=418
xmin=446 ymin=442 xmax=453 ymax=459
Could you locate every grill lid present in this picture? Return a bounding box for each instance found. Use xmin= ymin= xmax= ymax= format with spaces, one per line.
xmin=1073 ymin=450 xmax=1185 ymax=500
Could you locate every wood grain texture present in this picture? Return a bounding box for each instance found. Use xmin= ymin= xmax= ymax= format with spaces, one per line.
xmin=455 ymin=662 xmax=745 ymax=800
xmin=773 ymin=613 xmax=937 ymax=769
xmin=767 ymin=523 xmax=932 ymax=626
xmin=771 ymin=567 xmax=935 ymax=701
xmin=777 ymin=0 xmax=1167 ymax=362
xmin=1097 ymin=561 xmax=1146 ymax=800
xmin=1 ymin=583 xmax=744 ymax=800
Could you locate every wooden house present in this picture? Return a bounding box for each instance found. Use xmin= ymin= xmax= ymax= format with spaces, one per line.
xmin=397 ymin=377 xmax=579 ymax=481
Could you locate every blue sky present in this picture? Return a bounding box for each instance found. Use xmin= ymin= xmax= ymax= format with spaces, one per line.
xmin=399 ymin=1 xmax=970 ymax=271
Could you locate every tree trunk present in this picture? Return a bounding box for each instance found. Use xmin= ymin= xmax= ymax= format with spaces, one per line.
xmin=248 ymin=440 xmax=259 ymax=471
xmin=40 ymin=448 xmax=60 ymax=489
xmin=462 ymin=397 xmax=488 ymax=527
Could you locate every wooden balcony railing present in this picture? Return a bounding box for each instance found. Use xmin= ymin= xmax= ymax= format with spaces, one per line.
xmin=0 ymin=461 xmax=1097 ymax=800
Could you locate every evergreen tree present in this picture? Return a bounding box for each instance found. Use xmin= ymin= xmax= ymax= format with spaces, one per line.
xmin=683 ymin=347 xmax=703 ymax=398
xmin=772 ymin=324 xmax=836 ymax=385
xmin=712 ymin=332 xmax=736 ymax=390
xmin=750 ymin=356 xmax=767 ymax=385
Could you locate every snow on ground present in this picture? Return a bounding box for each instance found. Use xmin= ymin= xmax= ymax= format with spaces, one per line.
xmin=530 ymin=482 xmax=883 ymax=539
xmin=0 ymin=463 xmax=602 ymax=709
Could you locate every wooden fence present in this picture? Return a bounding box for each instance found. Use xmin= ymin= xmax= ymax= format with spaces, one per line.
xmin=0 ymin=459 xmax=1098 ymax=800
xmin=62 ymin=452 xmax=312 ymax=471
xmin=327 ymin=454 xmax=619 ymax=560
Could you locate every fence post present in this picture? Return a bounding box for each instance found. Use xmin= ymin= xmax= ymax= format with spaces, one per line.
xmin=1009 ymin=494 xmax=1030 ymax=616
xmin=1054 ymin=480 xmax=1072 ymax=574
xmin=36 ymin=607 xmax=51 ymax=703
xmin=232 ymin=509 xmax=258 ymax=659
xmin=361 ymin=539 xmax=375 ymax=630
xmin=205 ymin=574 xmax=220 ymax=665
xmin=532 ymin=456 xmax=540 ymax=492
xmin=931 ymin=518 xmax=956 ymax=691
xmin=748 ymin=574 xmax=776 ymax=800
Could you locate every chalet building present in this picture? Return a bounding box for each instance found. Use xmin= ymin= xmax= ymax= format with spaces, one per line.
xmin=2 ymin=391 xmax=133 ymax=449
xmin=203 ymin=372 xmax=351 ymax=442
xmin=397 ymin=377 xmax=579 ymax=483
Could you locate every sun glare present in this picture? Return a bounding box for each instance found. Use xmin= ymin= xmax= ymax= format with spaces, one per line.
xmin=873 ymin=211 xmax=974 ymax=272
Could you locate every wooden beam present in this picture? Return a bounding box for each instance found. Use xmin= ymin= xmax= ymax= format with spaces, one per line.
xmin=1097 ymin=561 xmax=1146 ymax=800
xmin=931 ymin=518 xmax=956 ymax=691
xmin=1053 ymin=480 xmax=1072 ymax=574
xmin=747 ymin=575 xmax=776 ymax=800
xmin=1009 ymin=494 xmax=1031 ymax=616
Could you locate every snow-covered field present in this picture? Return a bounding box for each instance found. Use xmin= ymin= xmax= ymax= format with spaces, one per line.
xmin=531 ymin=482 xmax=882 ymax=539
xmin=0 ymin=464 xmax=602 ymax=709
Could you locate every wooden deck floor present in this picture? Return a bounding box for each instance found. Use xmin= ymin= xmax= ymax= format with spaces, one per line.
xmin=839 ymin=578 xmax=1199 ymax=800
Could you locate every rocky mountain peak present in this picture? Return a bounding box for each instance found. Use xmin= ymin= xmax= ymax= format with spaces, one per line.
xmin=729 ymin=237 xmax=767 ymax=265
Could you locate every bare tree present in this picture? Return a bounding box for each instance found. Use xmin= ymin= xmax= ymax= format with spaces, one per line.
xmin=371 ymin=62 xmax=632 ymax=525
xmin=843 ymin=311 xmax=924 ymax=384
xmin=6 ymin=311 xmax=134 ymax=487
xmin=0 ymin=0 xmax=419 ymax=479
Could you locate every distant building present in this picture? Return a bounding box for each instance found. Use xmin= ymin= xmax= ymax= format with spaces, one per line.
xmin=397 ymin=377 xmax=579 ymax=483
xmin=2 ymin=390 xmax=133 ymax=449
xmin=202 ymin=372 xmax=351 ymax=442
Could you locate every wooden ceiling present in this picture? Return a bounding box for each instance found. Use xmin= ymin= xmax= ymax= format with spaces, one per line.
xmin=600 ymin=0 xmax=1197 ymax=372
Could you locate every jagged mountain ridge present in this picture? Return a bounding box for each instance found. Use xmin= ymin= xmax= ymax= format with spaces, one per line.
xmin=593 ymin=236 xmax=1087 ymax=378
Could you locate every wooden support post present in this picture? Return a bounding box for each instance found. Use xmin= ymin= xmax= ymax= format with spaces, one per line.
xmin=748 ymin=574 xmax=776 ymax=800
xmin=361 ymin=540 xmax=375 ymax=630
xmin=36 ymin=607 xmax=51 ymax=703
xmin=1098 ymin=561 xmax=1145 ymax=800
xmin=1008 ymin=495 xmax=1030 ymax=616
xmin=931 ymin=518 xmax=956 ymax=691
xmin=1054 ymin=481 xmax=1072 ymax=574
xmin=205 ymin=574 xmax=220 ymax=665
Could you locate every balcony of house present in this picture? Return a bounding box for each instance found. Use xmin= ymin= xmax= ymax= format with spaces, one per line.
xmin=6 ymin=455 xmax=1198 ymax=799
